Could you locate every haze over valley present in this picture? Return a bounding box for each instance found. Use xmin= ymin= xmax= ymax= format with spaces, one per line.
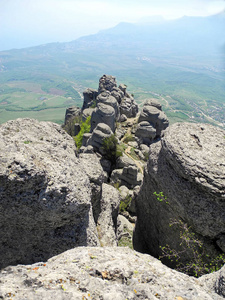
xmin=0 ymin=5 xmax=224 ymax=128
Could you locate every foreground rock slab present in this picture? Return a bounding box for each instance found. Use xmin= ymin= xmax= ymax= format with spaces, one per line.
xmin=0 ymin=118 xmax=99 ymax=268
xmin=134 ymin=122 xmax=225 ymax=267
xmin=0 ymin=247 xmax=222 ymax=300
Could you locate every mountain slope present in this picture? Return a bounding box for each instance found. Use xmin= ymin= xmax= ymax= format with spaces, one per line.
xmin=0 ymin=13 xmax=224 ymax=126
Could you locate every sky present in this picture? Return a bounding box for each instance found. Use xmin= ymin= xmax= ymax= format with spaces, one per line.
xmin=0 ymin=0 xmax=225 ymax=51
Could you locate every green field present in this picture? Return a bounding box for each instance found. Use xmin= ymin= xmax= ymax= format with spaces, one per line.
xmin=0 ymin=40 xmax=224 ymax=128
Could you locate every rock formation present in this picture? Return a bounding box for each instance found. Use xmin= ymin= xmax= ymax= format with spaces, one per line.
xmin=0 ymin=118 xmax=120 ymax=268
xmin=64 ymin=106 xmax=81 ymax=125
xmin=135 ymin=99 xmax=169 ymax=144
xmin=0 ymin=247 xmax=222 ymax=299
xmin=134 ymin=122 xmax=225 ymax=271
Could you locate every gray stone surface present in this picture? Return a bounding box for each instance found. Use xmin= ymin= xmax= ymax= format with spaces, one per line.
xmin=64 ymin=106 xmax=81 ymax=125
xmin=143 ymin=99 xmax=162 ymax=110
xmin=91 ymin=103 xmax=116 ymax=132
xmin=134 ymin=123 xmax=225 ymax=266
xmin=116 ymin=153 xmax=136 ymax=169
xmin=82 ymin=88 xmax=98 ymax=110
xmin=97 ymin=184 xmax=121 ymax=247
xmin=135 ymin=121 xmax=156 ymax=143
xmin=97 ymin=91 xmax=120 ymax=120
xmin=120 ymin=96 xmax=139 ymax=118
xmin=87 ymin=123 xmax=113 ymax=154
xmin=79 ymin=153 xmax=107 ymax=224
xmin=138 ymin=104 xmax=169 ymax=137
xmin=0 ymin=118 xmax=99 ymax=268
xmin=199 ymin=265 xmax=225 ymax=298
xmin=0 ymin=247 xmax=222 ymax=300
xmin=98 ymin=74 xmax=117 ymax=93
xmin=111 ymin=166 xmax=143 ymax=189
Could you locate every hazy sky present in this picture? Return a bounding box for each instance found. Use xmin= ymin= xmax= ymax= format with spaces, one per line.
xmin=0 ymin=0 xmax=225 ymax=50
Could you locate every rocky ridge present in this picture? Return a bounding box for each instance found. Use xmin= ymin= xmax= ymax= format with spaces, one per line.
xmin=0 ymin=75 xmax=224 ymax=299
xmin=134 ymin=122 xmax=225 ymax=273
xmin=0 ymin=247 xmax=224 ymax=300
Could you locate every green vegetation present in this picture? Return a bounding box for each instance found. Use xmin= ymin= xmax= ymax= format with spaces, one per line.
xmin=101 ymin=134 xmax=122 ymax=165
xmin=63 ymin=115 xmax=82 ymax=136
xmin=160 ymin=219 xmax=225 ymax=277
xmin=119 ymin=195 xmax=132 ymax=213
xmin=0 ymin=40 xmax=224 ymax=127
xmin=153 ymin=192 xmax=225 ymax=277
xmin=118 ymin=226 xmax=133 ymax=249
xmin=74 ymin=116 xmax=91 ymax=149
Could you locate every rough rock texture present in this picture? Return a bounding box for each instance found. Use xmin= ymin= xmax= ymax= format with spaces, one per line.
xmin=120 ymin=96 xmax=139 ymax=118
xmin=199 ymin=265 xmax=225 ymax=298
xmin=0 ymin=247 xmax=222 ymax=300
xmin=135 ymin=121 xmax=157 ymax=144
xmin=111 ymin=166 xmax=143 ymax=189
xmin=91 ymin=103 xmax=116 ymax=132
xmin=82 ymin=88 xmax=98 ymax=110
xmin=97 ymin=91 xmax=120 ymax=120
xmin=78 ymin=153 xmax=107 ymax=224
xmin=0 ymin=118 xmax=99 ymax=268
xmin=87 ymin=123 xmax=113 ymax=154
xmin=64 ymin=106 xmax=81 ymax=125
xmin=98 ymin=74 xmax=117 ymax=93
xmin=134 ymin=123 xmax=225 ymax=265
xmin=97 ymin=184 xmax=121 ymax=246
xmin=136 ymin=101 xmax=169 ymax=141
xmin=116 ymin=153 xmax=136 ymax=169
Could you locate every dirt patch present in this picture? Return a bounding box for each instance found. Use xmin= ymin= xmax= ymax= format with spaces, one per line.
xmin=49 ymin=88 xmax=65 ymax=96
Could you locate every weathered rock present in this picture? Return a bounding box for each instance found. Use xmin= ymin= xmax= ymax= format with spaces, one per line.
xmin=79 ymin=153 xmax=107 ymax=222
xmin=0 ymin=247 xmax=222 ymax=299
xmin=111 ymin=166 xmax=143 ymax=189
xmin=119 ymin=114 xmax=127 ymax=122
xmin=0 ymin=118 xmax=99 ymax=268
xmin=143 ymin=99 xmax=162 ymax=110
xmin=199 ymin=265 xmax=225 ymax=298
xmin=120 ymin=97 xmax=138 ymax=118
xmin=117 ymin=215 xmax=134 ymax=248
xmin=64 ymin=106 xmax=81 ymax=125
xmin=82 ymin=107 xmax=95 ymax=121
xmin=138 ymin=104 xmax=169 ymax=137
xmin=82 ymin=132 xmax=92 ymax=147
xmin=91 ymin=103 xmax=116 ymax=132
xmin=116 ymin=153 xmax=136 ymax=169
xmin=98 ymin=74 xmax=117 ymax=93
xmin=82 ymin=88 xmax=98 ymax=110
xmin=111 ymin=87 xmax=124 ymax=104
xmin=87 ymin=123 xmax=113 ymax=154
xmin=135 ymin=121 xmax=156 ymax=144
xmin=97 ymin=184 xmax=120 ymax=246
xmin=134 ymin=123 xmax=225 ymax=269
xmin=97 ymin=91 xmax=120 ymax=120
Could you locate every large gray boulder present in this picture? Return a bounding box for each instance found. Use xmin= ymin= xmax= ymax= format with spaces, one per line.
xmin=138 ymin=103 xmax=169 ymax=137
xmin=64 ymin=106 xmax=81 ymax=125
xmin=135 ymin=121 xmax=157 ymax=144
xmin=82 ymin=88 xmax=98 ymax=110
xmin=134 ymin=123 xmax=225 ymax=270
xmin=91 ymin=103 xmax=116 ymax=132
xmin=0 ymin=118 xmax=99 ymax=268
xmin=97 ymin=91 xmax=120 ymax=120
xmin=87 ymin=123 xmax=113 ymax=154
xmin=98 ymin=74 xmax=117 ymax=93
xmin=120 ymin=96 xmax=139 ymax=118
xmin=111 ymin=165 xmax=143 ymax=189
xmin=0 ymin=247 xmax=222 ymax=299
